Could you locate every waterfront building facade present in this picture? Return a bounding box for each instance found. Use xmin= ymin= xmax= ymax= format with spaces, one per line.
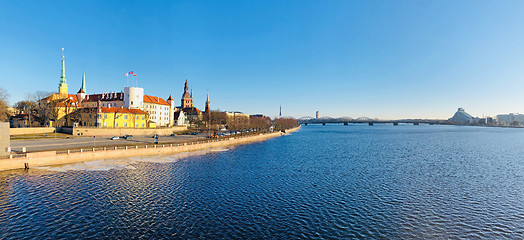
xmin=143 ymin=95 xmax=172 ymax=127
xmin=96 ymin=107 xmax=148 ymax=128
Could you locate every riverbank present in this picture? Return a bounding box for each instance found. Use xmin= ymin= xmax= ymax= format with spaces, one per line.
xmin=0 ymin=126 xmax=300 ymax=171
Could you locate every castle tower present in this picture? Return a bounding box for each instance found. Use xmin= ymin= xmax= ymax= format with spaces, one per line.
xmin=205 ymin=91 xmax=210 ymax=113
xmin=58 ymin=48 xmax=68 ymax=96
xmin=77 ymin=70 xmax=86 ymax=102
xmin=167 ymin=95 xmax=175 ymax=126
xmin=181 ymin=79 xmax=192 ymax=108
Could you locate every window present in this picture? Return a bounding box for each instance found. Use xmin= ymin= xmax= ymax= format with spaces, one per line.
xmin=124 ymin=123 xmax=127 ymax=127
xmin=104 ymin=114 xmax=107 ymax=119
xmin=103 ymin=122 xmax=107 ymax=127
xmin=135 ymin=123 xmax=138 ymax=127
xmin=124 ymin=115 xmax=128 ymax=120
xmin=115 ymin=122 xmax=119 ymax=127
xmin=135 ymin=116 xmax=138 ymax=120
xmin=131 ymin=101 xmax=133 ymax=105
xmin=142 ymin=116 xmax=145 ymax=120
xmin=141 ymin=123 xmax=144 ymax=127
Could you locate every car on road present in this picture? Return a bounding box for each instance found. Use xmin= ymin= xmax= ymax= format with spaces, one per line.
xmin=123 ymin=135 xmax=133 ymax=140
xmin=152 ymin=134 xmax=158 ymax=138
xmin=170 ymin=133 xmax=177 ymax=136
xmin=111 ymin=136 xmax=120 ymax=140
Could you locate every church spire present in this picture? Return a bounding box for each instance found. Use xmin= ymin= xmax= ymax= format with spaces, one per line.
xmin=81 ymin=69 xmax=86 ymax=92
xmin=60 ymin=48 xmax=66 ymax=84
xmin=58 ymin=48 xmax=68 ymax=95
xmin=205 ymin=91 xmax=210 ymax=113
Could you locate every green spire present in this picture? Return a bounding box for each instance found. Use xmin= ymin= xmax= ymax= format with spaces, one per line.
xmin=60 ymin=48 xmax=66 ymax=84
xmin=81 ymin=70 xmax=86 ymax=92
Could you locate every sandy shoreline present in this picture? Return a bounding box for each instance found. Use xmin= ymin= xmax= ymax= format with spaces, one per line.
xmin=0 ymin=126 xmax=300 ymax=171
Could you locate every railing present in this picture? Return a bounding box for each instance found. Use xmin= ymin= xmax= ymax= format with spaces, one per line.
xmin=5 ymin=130 xmax=285 ymax=159
xmin=1 ymin=153 xmax=28 ymax=159
xmin=53 ymin=135 xmax=239 ymax=155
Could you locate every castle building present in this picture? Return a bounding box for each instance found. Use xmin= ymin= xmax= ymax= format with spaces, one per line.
xmin=43 ymin=49 xmax=183 ymax=128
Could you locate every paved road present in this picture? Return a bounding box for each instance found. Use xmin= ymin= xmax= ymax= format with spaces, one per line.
xmin=10 ymin=134 xmax=206 ymax=152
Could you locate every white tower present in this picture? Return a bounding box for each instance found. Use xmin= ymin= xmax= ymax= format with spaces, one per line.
xmin=124 ymin=87 xmax=144 ymax=109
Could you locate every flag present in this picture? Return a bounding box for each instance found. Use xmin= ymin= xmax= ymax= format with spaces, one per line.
xmin=124 ymin=73 xmax=128 ymax=76
xmin=129 ymin=71 xmax=134 ymax=75
xmin=133 ymin=74 xmax=137 ymax=76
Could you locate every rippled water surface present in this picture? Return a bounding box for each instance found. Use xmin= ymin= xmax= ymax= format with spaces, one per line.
xmin=2 ymin=125 xmax=524 ymax=239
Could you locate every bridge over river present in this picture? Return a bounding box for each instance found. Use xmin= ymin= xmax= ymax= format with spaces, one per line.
xmin=299 ymin=118 xmax=450 ymax=126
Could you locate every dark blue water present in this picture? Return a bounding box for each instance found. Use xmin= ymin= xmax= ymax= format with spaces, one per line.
xmin=2 ymin=124 xmax=524 ymax=239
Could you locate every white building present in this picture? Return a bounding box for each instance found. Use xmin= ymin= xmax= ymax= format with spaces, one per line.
xmin=143 ymin=95 xmax=173 ymax=127
xmin=174 ymin=111 xmax=188 ymax=126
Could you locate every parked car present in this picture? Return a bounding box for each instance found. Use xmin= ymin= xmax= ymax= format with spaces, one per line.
xmin=190 ymin=132 xmax=198 ymax=135
xmin=123 ymin=135 xmax=133 ymax=140
xmin=170 ymin=133 xmax=177 ymax=136
xmin=111 ymin=136 xmax=120 ymax=140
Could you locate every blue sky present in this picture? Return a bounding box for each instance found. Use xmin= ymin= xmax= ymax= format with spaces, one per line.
xmin=1 ymin=0 xmax=524 ymax=119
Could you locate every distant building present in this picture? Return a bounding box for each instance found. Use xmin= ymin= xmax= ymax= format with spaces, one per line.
xmin=316 ymin=111 xmax=319 ymax=119
xmin=449 ymin=108 xmax=474 ymax=124
xmin=9 ymin=113 xmax=40 ymax=128
xmin=497 ymin=113 xmax=524 ymax=126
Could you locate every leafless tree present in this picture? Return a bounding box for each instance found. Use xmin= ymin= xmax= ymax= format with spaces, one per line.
xmin=273 ymin=117 xmax=298 ymax=130
xmin=0 ymin=88 xmax=10 ymax=121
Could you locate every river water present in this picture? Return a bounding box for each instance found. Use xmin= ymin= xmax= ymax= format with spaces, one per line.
xmin=1 ymin=124 xmax=524 ymax=239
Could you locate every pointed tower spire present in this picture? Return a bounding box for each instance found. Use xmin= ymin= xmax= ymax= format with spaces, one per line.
xmin=81 ymin=69 xmax=86 ymax=93
xmin=58 ymin=48 xmax=69 ymax=95
xmin=60 ymin=48 xmax=66 ymax=84
xmin=205 ymin=91 xmax=210 ymax=113
xmin=279 ymin=104 xmax=282 ymax=117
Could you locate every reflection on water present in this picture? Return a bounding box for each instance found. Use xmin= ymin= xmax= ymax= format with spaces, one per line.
xmin=1 ymin=125 xmax=524 ymax=239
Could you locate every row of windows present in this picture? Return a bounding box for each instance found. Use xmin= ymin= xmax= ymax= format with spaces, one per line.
xmin=103 ymin=114 xmax=145 ymax=120
xmin=112 ymin=122 xmax=145 ymax=127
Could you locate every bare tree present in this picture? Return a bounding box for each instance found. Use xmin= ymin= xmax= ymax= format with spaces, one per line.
xmin=0 ymin=88 xmax=10 ymax=121
xmin=27 ymin=91 xmax=61 ymax=127
xmin=273 ymin=117 xmax=298 ymax=130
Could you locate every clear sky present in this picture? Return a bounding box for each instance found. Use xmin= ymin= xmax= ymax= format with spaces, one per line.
xmin=1 ymin=0 xmax=524 ymax=119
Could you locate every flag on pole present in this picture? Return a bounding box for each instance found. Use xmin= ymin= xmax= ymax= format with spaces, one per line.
xmin=129 ymin=71 xmax=134 ymax=75
xmin=133 ymin=74 xmax=137 ymax=76
xmin=124 ymin=73 xmax=129 ymax=76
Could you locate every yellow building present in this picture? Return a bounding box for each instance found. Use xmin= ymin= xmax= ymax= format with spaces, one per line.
xmin=98 ymin=107 xmax=148 ymax=128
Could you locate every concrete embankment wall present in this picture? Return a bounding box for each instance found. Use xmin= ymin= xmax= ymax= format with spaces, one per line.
xmin=0 ymin=126 xmax=300 ymax=171
xmin=10 ymin=127 xmax=56 ymax=136
xmin=61 ymin=126 xmax=188 ymax=136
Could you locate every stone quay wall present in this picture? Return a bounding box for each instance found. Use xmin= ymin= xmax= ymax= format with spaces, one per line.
xmin=0 ymin=126 xmax=300 ymax=171
xmin=67 ymin=126 xmax=188 ymax=136
xmin=0 ymin=122 xmax=9 ymax=156
xmin=9 ymin=127 xmax=56 ymax=136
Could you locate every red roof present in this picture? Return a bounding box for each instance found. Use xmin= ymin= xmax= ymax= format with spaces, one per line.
xmin=143 ymin=95 xmax=170 ymax=106
xmin=56 ymin=94 xmax=82 ymax=107
xmin=99 ymin=107 xmax=147 ymax=114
